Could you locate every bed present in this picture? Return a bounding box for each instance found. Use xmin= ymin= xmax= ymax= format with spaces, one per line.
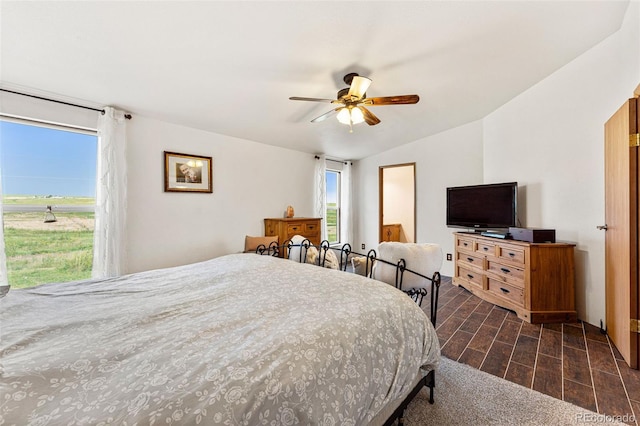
xmin=0 ymin=251 xmax=440 ymax=425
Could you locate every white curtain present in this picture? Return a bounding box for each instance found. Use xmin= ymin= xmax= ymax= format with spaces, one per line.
xmin=340 ymin=161 xmax=353 ymax=245
xmin=0 ymin=169 xmax=9 ymax=297
xmin=92 ymin=107 xmax=128 ymax=279
xmin=314 ymin=155 xmax=327 ymax=241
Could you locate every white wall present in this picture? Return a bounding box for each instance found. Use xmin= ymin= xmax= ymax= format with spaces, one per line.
xmin=353 ymin=120 xmax=484 ymax=277
xmin=126 ymin=115 xmax=315 ymax=273
xmin=382 ymin=165 xmax=415 ymax=242
xmin=483 ymin=1 xmax=640 ymax=326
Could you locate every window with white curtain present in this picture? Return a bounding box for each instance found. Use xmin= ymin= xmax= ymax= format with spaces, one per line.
xmin=0 ymin=119 xmax=97 ymax=288
xmin=315 ymin=156 xmax=352 ymax=247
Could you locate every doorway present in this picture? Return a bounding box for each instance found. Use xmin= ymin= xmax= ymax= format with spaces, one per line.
xmin=379 ymin=163 xmax=416 ymax=243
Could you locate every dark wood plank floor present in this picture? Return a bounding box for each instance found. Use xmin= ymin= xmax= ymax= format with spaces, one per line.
xmin=426 ymin=277 xmax=639 ymax=425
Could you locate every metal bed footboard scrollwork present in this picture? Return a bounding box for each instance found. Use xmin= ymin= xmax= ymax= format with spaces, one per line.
xmin=253 ymin=238 xmax=442 ymax=420
xmin=254 ymin=238 xmax=441 ymax=322
xmin=253 ymin=240 xmax=282 ymax=257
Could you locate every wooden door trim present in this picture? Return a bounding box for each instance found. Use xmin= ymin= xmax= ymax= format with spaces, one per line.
xmin=634 ymin=97 xmax=640 ymax=368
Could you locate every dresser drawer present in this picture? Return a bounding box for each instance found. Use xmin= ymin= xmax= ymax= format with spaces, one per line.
xmin=457 ymin=265 xmax=483 ymax=289
xmin=304 ymin=222 xmax=319 ymax=236
xmin=487 ymin=260 xmax=525 ymax=287
xmin=457 ymin=237 xmax=475 ymax=252
xmin=457 ymin=251 xmax=484 ymax=269
xmin=476 ymin=241 xmax=495 ymax=256
xmin=497 ymin=245 xmax=525 ymax=264
xmin=286 ymin=223 xmax=304 ymax=236
xmin=487 ymin=278 xmax=524 ymax=307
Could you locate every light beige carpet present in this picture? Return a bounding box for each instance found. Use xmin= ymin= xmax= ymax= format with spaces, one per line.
xmin=404 ymin=357 xmax=628 ymax=425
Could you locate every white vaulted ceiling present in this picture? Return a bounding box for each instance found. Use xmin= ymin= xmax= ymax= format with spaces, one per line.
xmin=0 ymin=1 xmax=630 ymax=159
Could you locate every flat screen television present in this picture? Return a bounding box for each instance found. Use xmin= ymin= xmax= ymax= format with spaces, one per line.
xmin=446 ymin=182 xmax=518 ymax=230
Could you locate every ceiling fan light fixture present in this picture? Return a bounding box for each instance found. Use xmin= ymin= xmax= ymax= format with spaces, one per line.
xmin=336 ymin=106 xmax=365 ymax=126
xmin=350 ymin=107 xmax=364 ymax=124
xmin=336 ymin=107 xmax=351 ymax=125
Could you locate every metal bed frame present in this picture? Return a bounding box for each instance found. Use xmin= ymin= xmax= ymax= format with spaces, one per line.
xmin=254 ymin=238 xmax=442 ymax=425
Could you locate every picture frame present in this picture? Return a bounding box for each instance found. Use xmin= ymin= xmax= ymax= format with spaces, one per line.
xmin=164 ymin=151 xmax=213 ymax=193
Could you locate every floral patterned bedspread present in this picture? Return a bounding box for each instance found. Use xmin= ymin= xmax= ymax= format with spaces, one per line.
xmin=0 ymin=254 xmax=440 ymax=425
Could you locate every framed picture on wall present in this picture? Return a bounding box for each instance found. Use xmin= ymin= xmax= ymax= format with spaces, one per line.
xmin=164 ymin=151 xmax=213 ymax=193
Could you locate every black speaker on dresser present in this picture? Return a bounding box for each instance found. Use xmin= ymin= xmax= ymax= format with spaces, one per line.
xmin=508 ymin=227 xmax=556 ymax=243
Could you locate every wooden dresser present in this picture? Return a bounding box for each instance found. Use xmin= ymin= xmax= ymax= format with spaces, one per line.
xmin=381 ymin=224 xmax=402 ymax=242
xmin=453 ymin=232 xmax=577 ymax=323
xmin=264 ymin=218 xmax=322 ymax=257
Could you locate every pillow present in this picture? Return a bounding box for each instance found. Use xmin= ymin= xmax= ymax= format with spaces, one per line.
xmin=352 ymin=256 xmax=375 ymax=276
xmin=373 ymin=242 xmax=443 ymax=290
xmin=306 ymin=246 xmax=319 ymax=264
xmin=244 ymin=235 xmax=278 ymax=253
xmin=320 ymin=249 xmax=340 ymax=269
xmin=288 ymin=234 xmax=308 ymax=262
xmin=306 ymin=246 xmax=339 ymax=269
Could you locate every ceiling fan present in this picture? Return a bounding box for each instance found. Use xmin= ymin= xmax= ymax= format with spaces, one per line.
xmin=289 ymin=73 xmax=419 ymax=132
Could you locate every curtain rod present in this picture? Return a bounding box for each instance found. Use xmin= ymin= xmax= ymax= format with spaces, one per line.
xmin=314 ymin=155 xmax=353 ymax=165
xmin=0 ymin=88 xmax=132 ymax=120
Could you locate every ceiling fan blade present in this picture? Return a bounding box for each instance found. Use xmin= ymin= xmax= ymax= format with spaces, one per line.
xmin=289 ymin=96 xmax=337 ymax=103
xmin=347 ymin=76 xmax=372 ymax=100
xmin=359 ymin=106 xmax=381 ymax=126
xmin=361 ymin=95 xmax=420 ymax=106
xmin=311 ymin=108 xmax=340 ymax=123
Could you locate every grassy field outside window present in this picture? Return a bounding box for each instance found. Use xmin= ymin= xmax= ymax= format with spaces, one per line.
xmin=3 ymin=197 xmax=94 ymax=289
xmin=326 ymin=203 xmax=338 ymax=243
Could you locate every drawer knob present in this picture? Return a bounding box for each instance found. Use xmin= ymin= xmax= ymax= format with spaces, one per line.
xmin=501 ymin=267 xmax=511 ymax=274
xmin=508 ymin=252 xmax=515 ymax=257
xmin=483 ymin=247 xmax=489 ymax=251
xmin=500 ymin=287 xmax=510 ymax=294
xmin=467 ymin=257 xmax=474 ymax=262
xmin=467 ymin=274 xmax=474 ymax=279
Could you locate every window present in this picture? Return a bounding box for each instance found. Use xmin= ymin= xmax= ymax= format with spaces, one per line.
xmin=1 ymin=120 xmax=97 ymax=288
xmin=326 ymin=169 xmax=341 ymax=244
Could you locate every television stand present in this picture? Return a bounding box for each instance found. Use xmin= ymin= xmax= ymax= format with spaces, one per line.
xmin=453 ymin=232 xmax=577 ymax=323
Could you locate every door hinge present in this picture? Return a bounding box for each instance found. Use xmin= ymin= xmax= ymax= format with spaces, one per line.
xmin=632 ymin=318 xmax=640 ymax=333
xmin=631 ymin=133 xmax=640 ymax=147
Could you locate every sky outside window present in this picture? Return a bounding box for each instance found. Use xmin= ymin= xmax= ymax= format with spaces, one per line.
xmin=0 ymin=121 xmax=97 ymax=196
xmin=326 ymin=170 xmax=338 ymax=204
